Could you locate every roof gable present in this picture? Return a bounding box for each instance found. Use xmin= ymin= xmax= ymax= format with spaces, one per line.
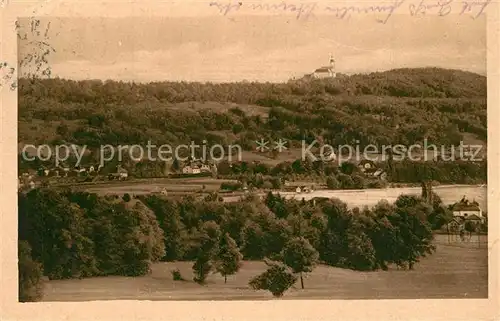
xmin=465 ymin=214 xmax=482 ymax=220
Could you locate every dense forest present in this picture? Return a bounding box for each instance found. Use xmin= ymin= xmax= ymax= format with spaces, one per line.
xmin=18 ymin=68 xmax=487 ymax=150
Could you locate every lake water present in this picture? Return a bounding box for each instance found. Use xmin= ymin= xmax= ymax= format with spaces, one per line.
xmin=270 ymin=185 xmax=488 ymax=210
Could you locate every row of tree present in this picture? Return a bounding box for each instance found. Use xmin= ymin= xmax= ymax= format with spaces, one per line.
xmin=19 ymin=186 xmax=445 ymax=300
xmin=217 ymin=158 xmax=487 ymax=186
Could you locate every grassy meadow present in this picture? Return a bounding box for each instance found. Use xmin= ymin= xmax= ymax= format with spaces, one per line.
xmin=41 ymin=237 xmax=488 ymax=301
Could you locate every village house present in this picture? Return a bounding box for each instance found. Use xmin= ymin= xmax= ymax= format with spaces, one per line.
xmin=446 ymin=213 xmax=483 ymax=236
xmin=200 ymin=164 xmax=211 ymax=172
xmin=117 ymin=166 xmax=128 ymax=179
xmin=358 ymin=159 xmax=376 ymax=173
xmin=18 ymin=173 xmax=37 ymax=190
xmin=373 ymin=168 xmax=388 ymax=181
xmin=182 ymin=165 xmax=201 ymax=175
xmin=295 ymin=186 xmax=314 ymax=194
xmin=49 ymin=168 xmax=60 ymax=177
xmin=303 ymin=186 xmax=314 ymax=193
xmin=154 ymin=187 xmax=168 ymax=196
xmin=57 ymin=166 xmax=70 ymax=177
xmin=38 ymin=167 xmax=48 ymax=177
xmin=322 ymin=150 xmax=336 ymax=161
xmin=74 ymin=166 xmax=87 ymax=176
xmin=108 ymin=165 xmax=128 ymax=180
xmin=452 ymin=197 xmax=483 ymax=218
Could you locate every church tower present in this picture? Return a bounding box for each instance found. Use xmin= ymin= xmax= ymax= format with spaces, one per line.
xmin=329 ymin=53 xmax=336 ymax=78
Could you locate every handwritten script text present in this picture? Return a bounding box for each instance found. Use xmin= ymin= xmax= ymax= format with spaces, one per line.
xmin=209 ymin=0 xmax=491 ymax=23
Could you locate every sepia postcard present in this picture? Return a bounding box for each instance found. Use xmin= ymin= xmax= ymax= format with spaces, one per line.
xmin=1 ymin=0 xmax=499 ymax=320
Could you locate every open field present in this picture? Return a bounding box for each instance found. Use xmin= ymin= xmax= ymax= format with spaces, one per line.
xmin=42 ymin=242 xmax=487 ymax=301
xmin=221 ymin=185 xmax=487 ymax=209
xmin=279 ymin=185 xmax=487 ymax=209
xmin=80 ymin=182 xmax=486 ymax=209
xmin=73 ymin=177 xmax=238 ymax=195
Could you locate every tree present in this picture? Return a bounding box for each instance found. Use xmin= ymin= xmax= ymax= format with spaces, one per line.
xmin=215 ymin=233 xmax=243 ymax=283
xmin=464 ymin=220 xmax=478 ymax=239
xmin=171 ymin=158 xmax=180 ymax=172
xmin=249 ymin=260 xmax=297 ymax=297
xmin=392 ymin=195 xmax=436 ymax=269
xmin=56 ymin=123 xmax=69 ymax=136
xmin=351 ymin=174 xmax=365 ymax=189
xmin=282 ymin=237 xmax=319 ymax=289
xmin=122 ymin=193 xmax=131 ymax=202
xmin=326 ymin=175 xmax=339 ymax=189
xmin=427 ymin=203 xmax=452 ymax=230
xmin=192 ymin=221 xmax=221 ymax=284
xmin=337 ymin=173 xmax=354 ymax=189
xmin=340 ymin=161 xmax=357 ymax=175
xmin=142 ymin=195 xmax=185 ymax=261
xmin=18 ymin=190 xmax=98 ymax=279
xmin=241 ymin=222 xmax=267 ymax=259
xmin=18 ymin=241 xmax=44 ymax=302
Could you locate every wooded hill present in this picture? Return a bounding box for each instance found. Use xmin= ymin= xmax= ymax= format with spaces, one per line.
xmin=18 ymin=68 xmax=486 ymax=151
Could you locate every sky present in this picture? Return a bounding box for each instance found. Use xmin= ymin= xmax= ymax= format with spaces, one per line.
xmin=18 ymin=14 xmax=486 ymax=83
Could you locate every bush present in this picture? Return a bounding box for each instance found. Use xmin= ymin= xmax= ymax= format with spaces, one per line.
xmin=171 ymin=268 xmax=184 ymax=281
xmin=122 ymin=193 xmax=131 ymax=202
xmin=249 ymin=260 xmax=297 ymax=297
xmin=366 ymin=180 xmax=386 ymax=188
xmin=18 ymin=241 xmax=44 ymax=302
xmin=351 ymin=174 xmax=365 ymax=189
xmin=326 ymin=175 xmax=339 ymax=189
xmin=220 ymin=182 xmax=242 ymax=191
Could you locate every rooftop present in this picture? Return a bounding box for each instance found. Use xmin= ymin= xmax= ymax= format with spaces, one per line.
xmin=314 ymin=66 xmax=333 ymax=73
xmin=452 ymin=198 xmax=481 ymax=211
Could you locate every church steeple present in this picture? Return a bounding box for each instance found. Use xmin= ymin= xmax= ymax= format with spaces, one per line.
xmin=329 ymin=53 xmax=336 ymax=78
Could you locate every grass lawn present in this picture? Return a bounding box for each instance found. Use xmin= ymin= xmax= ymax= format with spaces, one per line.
xmin=41 ymin=242 xmax=488 ymax=301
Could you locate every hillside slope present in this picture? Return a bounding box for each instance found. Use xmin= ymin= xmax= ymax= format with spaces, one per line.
xmin=18 ymin=68 xmax=487 ymax=155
